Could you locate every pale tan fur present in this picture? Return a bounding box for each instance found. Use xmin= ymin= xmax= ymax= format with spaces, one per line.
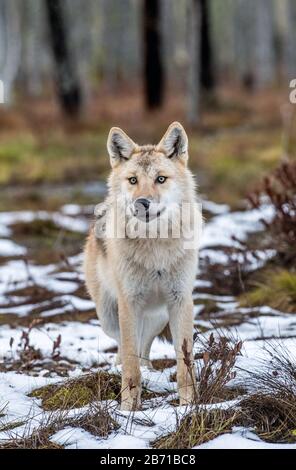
xmin=83 ymin=122 xmax=201 ymax=410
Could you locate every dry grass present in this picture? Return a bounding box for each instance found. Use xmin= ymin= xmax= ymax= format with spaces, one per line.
xmin=240 ymin=269 xmax=296 ymax=312
xmin=155 ymin=340 xmax=296 ymax=448
xmin=239 ymin=394 xmax=296 ymax=443
xmin=154 ymin=333 xmax=244 ymax=448
xmin=152 ymin=358 xmax=176 ymax=370
xmin=1 ymin=335 xmax=296 ymax=448
xmin=196 ymin=332 xmax=243 ymax=404
xmin=10 ymin=218 xmax=85 ymax=265
xmin=0 ymin=420 xmax=26 ymax=433
xmin=237 ymin=341 xmax=296 ymax=443
xmin=153 ymin=407 xmax=240 ymax=449
xmin=0 ymin=319 xmax=78 ymax=376
xmin=248 ymin=160 xmax=296 ymax=265
xmin=0 ymin=401 xmax=119 ymax=449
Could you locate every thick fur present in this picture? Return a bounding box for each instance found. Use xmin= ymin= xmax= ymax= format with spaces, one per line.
xmin=83 ymin=122 xmax=201 ymax=410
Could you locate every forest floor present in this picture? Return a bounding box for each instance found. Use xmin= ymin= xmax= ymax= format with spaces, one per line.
xmin=0 ymin=85 xmax=295 ymax=208
xmin=0 ymin=87 xmax=296 ymax=449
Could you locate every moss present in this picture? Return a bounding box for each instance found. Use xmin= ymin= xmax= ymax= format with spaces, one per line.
xmin=30 ymin=370 xmax=165 ymax=410
xmin=44 ymin=386 xmax=93 ymax=410
xmin=240 ymin=270 xmax=296 ymax=313
xmin=29 ymin=371 xmax=122 ymax=410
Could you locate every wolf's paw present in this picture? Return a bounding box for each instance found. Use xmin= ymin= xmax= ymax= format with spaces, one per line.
xmin=179 ymin=382 xmax=198 ymax=406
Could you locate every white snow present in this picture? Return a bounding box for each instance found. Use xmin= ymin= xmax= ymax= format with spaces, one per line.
xmin=0 ymin=239 xmax=27 ymax=257
xmin=197 ymin=431 xmax=296 ymax=449
xmin=0 ymin=200 xmax=295 ymax=450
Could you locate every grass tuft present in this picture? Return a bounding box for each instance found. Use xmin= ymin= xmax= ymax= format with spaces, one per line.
xmin=196 ymin=332 xmax=243 ymax=404
xmin=239 ymin=393 xmax=296 ymax=443
xmin=237 ymin=340 xmax=296 ymax=443
xmin=153 ymin=407 xmax=240 ymax=449
xmin=29 ymin=371 xmax=122 ymax=410
xmin=240 ymin=269 xmax=296 ymax=312
xmin=0 ymin=401 xmax=118 ymax=449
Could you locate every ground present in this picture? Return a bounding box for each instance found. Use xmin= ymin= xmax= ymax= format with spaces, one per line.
xmin=0 ymin=194 xmax=296 ymax=449
xmin=0 ymin=87 xmax=296 ymax=449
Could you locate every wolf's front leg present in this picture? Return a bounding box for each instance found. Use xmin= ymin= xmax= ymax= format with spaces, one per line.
xmin=118 ymin=294 xmax=141 ymax=411
xmin=169 ymin=297 xmax=197 ymax=406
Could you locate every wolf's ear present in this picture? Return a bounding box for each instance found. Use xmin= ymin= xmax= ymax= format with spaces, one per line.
xmin=107 ymin=127 xmax=136 ymax=167
xmin=157 ymin=122 xmax=188 ymax=162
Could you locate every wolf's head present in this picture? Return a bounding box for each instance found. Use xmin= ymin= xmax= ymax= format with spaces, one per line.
xmin=107 ymin=122 xmax=196 ymax=231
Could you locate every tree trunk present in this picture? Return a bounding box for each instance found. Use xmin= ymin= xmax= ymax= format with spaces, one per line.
xmin=284 ymin=0 xmax=296 ymax=80
xmin=20 ymin=0 xmax=47 ymax=97
xmin=143 ymin=0 xmax=164 ymax=109
xmin=233 ymin=0 xmax=255 ymax=89
xmin=45 ymin=0 xmax=82 ymax=116
xmin=200 ymin=0 xmax=215 ymax=91
xmin=253 ymin=0 xmax=275 ymax=89
xmin=187 ymin=0 xmax=201 ymax=126
xmin=0 ymin=0 xmax=21 ymax=104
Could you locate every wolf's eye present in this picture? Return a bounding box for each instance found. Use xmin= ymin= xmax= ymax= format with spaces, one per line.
xmin=156 ymin=176 xmax=167 ymax=184
xmin=129 ymin=177 xmax=137 ymax=185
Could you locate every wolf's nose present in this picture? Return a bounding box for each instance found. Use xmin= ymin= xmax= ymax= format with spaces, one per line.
xmin=135 ymin=198 xmax=150 ymax=212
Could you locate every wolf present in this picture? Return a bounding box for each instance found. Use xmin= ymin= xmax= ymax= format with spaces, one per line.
xmin=83 ymin=122 xmax=202 ymax=411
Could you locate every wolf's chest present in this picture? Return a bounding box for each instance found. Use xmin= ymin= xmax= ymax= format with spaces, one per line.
xmin=131 ymin=239 xmax=184 ymax=272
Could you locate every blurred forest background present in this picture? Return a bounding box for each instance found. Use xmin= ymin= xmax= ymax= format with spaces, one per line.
xmin=1 ymin=3 xmax=296 ymax=450
xmin=0 ymin=0 xmax=296 ymax=209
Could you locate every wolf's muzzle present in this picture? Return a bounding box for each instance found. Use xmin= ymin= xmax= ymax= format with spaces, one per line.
xmin=133 ymin=198 xmax=165 ymax=222
xmin=133 ymin=198 xmax=152 ymax=222
xmin=134 ymin=198 xmax=150 ymax=212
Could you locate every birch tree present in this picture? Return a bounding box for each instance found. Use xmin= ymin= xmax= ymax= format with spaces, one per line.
xmin=20 ymin=0 xmax=50 ymax=97
xmin=233 ymin=0 xmax=255 ymax=88
xmin=0 ymin=0 xmax=21 ymax=104
xmin=187 ymin=0 xmax=201 ymax=126
xmin=253 ymin=0 xmax=276 ymax=88
xmin=283 ymin=0 xmax=296 ymax=80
